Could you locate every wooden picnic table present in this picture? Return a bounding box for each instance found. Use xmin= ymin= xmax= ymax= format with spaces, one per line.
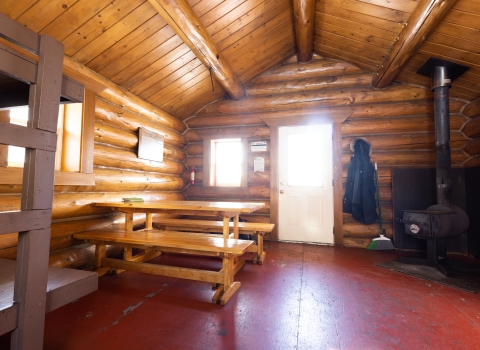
xmin=91 ymin=200 xmax=265 ymax=239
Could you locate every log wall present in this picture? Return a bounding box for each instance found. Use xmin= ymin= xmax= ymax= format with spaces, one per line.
xmin=184 ymin=55 xmax=473 ymax=247
xmin=0 ymin=96 xmax=187 ymax=268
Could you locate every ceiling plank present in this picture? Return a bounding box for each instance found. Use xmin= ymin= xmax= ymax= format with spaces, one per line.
xmin=293 ymin=0 xmax=315 ymax=62
xmin=147 ymin=0 xmax=246 ymax=101
xmin=372 ymin=0 xmax=458 ymax=88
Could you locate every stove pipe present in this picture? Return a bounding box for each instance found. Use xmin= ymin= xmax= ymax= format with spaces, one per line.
xmin=432 ymin=66 xmax=452 ymax=204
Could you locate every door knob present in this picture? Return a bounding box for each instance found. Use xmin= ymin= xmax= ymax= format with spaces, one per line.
xmin=280 ymin=190 xmax=284 ymax=194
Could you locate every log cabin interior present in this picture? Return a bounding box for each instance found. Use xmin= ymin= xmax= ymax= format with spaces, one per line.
xmin=1 ymin=0 xmax=480 ymax=348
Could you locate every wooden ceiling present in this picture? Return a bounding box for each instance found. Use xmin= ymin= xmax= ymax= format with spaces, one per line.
xmin=314 ymin=0 xmax=480 ymax=102
xmin=1 ymin=0 xmax=480 ymax=120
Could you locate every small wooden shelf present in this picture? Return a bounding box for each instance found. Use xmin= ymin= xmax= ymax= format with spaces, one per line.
xmin=0 ymin=259 xmax=98 ymax=335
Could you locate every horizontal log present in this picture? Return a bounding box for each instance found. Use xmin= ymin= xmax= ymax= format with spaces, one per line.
xmin=343 ymin=237 xmax=374 ymax=249
xmin=94 ymin=144 xmax=186 ymax=175
xmin=199 ymin=85 xmax=434 ymax=115
xmin=343 ymin=222 xmax=393 ymax=238
xmin=463 ymin=138 xmax=480 ymax=157
xmin=0 ymin=192 xmax=185 ymax=220
xmin=346 ymin=99 xmax=465 ymax=119
xmin=187 ymin=99 xmax=465 ymax=129
xmin=342 ymin=114 xmax=467 ymax=135
xmin=95 ymin=98 xmax=187 ymax=148
xmin=185 ymin=143 xmax=203 ymax=156
xmin=185 ymin=155 xmax=271 ymax=170
xmin=246 ymin=73 xmax=373 ymax=96
xmin=463 ymin=156 xmax=480 ymax=168
xmin=187 ymin=114 xmax=265 ymax=128
xmin=342 ymin=150 xmax=469 ymax=167
xmin=64 ymin=58 xmax=186 ymax=133
xmin=343 ymin=202 xmax=392 ymax=223
xmin=342 ymin=132 xmax=468 ymax=151
xmin=185 ymin=157 xmax=203 ymax=169
xmin=251 ymin=59 xmax=363 ymax=84
xmin=94 ymin=121 xmax=137 ymax=149
xmin=461 ymin=116 xmax=480 ymax=138
xmin=184 ymin=130 xmax=203 ymax=142
xmin=463 ymin=98 xmax=480 ymax=118
xmin=185 ymin=185 xmax=269 ymax=199
xmin=48 ymin=244 xmax=124 ymax=269
xmin=183 ymin=169 xmax=270 ymax=187
xmin=92 ymin=169 xmax=186 ymax=192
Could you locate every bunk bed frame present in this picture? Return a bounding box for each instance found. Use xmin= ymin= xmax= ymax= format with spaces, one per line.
xmin=0 ymin=14 xmax=98 ymax=349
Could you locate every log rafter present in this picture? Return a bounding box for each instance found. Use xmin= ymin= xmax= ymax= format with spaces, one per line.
xmin=147 ymin=0 xmax=246 ymax=101
xmin=293 ymin=0 xmax=315 ymax=63
xmin=372 ymin=0 xmax=458 ymax=88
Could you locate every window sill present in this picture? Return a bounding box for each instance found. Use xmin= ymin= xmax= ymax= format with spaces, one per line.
xmin=0 ymin=167 xmax=95 ymax=186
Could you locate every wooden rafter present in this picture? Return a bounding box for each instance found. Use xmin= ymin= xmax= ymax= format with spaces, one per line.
xmin=293 ymin=0 xmax=315 ymax=62
xmin=147 ymin=0 xmax=246 ymax=101
xmin=372 ymin=0 xmax=458 ymax=88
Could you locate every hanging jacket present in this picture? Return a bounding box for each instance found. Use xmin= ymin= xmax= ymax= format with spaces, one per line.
xmin=343 ymin=139 xmax=378 ymax=224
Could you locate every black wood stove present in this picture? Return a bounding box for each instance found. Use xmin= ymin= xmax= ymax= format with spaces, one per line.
xmin=399 ymin=58 xmax=470 ymax=276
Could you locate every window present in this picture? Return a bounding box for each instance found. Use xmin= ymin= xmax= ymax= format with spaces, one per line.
xmin=210 ymin=138 xmax=242 ymax=186
xmin=199 ymin=132 xmax=251 ymax=188
xmin=7 ymin=104 xmax=82 ymax=171
xmin=0 ymin=90 xmax=96 ymax=186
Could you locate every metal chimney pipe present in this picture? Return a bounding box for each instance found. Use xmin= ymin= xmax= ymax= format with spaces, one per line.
xmin=432 ymin=66 xmax=452 ymax=204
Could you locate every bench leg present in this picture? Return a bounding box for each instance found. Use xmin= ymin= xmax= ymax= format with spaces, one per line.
xmin=256 ymin=234 xmax=266 ymax=264
xmin=94 ymin=244 xmax=110 ymax=276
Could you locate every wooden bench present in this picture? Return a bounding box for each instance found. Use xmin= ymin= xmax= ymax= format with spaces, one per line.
xmin=74 ymin=229 xmax=254 ymax=305
xmin=153 ymin=219 xmax=274 ymax=264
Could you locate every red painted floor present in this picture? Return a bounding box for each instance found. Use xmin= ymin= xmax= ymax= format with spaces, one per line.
xmin=2 ymin=242 xmax=480 ymax=349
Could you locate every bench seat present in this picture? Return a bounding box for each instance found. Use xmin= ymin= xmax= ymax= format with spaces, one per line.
xmin=153 ymin=219 xmax=274 ymax=264
xmin=74 ymin=229 xmax=254 ymax=305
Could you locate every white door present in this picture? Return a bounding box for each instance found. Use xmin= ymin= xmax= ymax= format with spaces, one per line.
xmin=278 ymin=124 xmax=333 ymax=244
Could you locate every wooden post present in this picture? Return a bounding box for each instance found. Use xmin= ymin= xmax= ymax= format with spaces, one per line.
xmin=0 ymin=110 xmax=9 ymax=167
xmin=372 ymin=0 xmax=458 ymax=88
xmin=269 ymin=126 xmax=279 ymax=241
xmin=333 ymin=123 xmax=344 ymax=246
xmin=293 ymin=0 xmax=315 ymax=62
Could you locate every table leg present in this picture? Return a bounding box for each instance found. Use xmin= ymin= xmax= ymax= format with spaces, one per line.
xmin=125 ymin=213 xmax=134 ymax=231
xmin=222 ymin=216 xmax=230 ymax=239
xmin=233 ymin=215 xmax=239 ymax=239
xmin=145 ymin=213 xmax=153 ymax=230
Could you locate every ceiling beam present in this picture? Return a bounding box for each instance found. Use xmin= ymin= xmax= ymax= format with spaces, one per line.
xmin=372 ymin=0 xmax=458 ymax=88
xmin=147 ymin=0 xmax=246 ymax=101
xmin=293 ymin=0 xmax=315 ymax=62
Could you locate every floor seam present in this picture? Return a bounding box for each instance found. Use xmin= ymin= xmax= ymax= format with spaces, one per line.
xmin=296 ymin=245 xmax=305 ymax=350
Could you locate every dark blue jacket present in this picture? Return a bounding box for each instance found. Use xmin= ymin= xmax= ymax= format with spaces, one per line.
xmin=343 ymin=139 xmax=378 ymax=225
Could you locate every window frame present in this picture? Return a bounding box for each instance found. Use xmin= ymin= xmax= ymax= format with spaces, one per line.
xmin=0 ymin=89 xmax=95 ymax=186
xmin=199 ymin=131 xmax=253 ymax=188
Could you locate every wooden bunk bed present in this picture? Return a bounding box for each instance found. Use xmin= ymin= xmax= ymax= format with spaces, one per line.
xmin=0 ymin=14 xmax=97 ymax=349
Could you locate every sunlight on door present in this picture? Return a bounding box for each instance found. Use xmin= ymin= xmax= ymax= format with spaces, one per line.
xmin=279 ymin=124 xmax=333 ymax=244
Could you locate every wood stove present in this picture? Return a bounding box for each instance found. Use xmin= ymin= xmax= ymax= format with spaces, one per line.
xmin=398 ymin=59 xmax=470 ymax=276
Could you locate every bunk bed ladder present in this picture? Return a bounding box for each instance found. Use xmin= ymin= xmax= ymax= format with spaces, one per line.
xmin=0 ymin=14 xmax=98 ymax=350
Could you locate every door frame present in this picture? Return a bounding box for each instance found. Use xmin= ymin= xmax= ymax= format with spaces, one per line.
xmin=269 ymin=123 xmax=344 ymax=246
